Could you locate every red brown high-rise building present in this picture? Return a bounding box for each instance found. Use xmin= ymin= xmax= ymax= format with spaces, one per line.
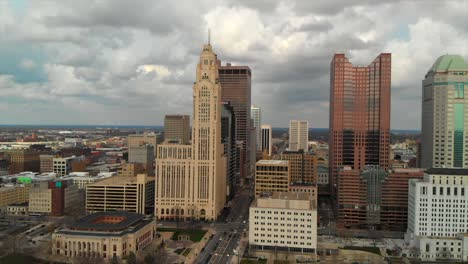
xmin=329 ymin=53 xmax=391 ymax=229
xmin=218 ymin=63 xmax=252 ymax=181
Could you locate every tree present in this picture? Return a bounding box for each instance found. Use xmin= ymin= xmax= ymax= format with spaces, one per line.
xmin=74 ymin=256 xmax=104 ymax=264
xmin=127 ymin=251 xmax=137 ymax=264
xmin=151 ymin=248 xmax=167 ymax=264
xmin=144 ymin=253 xmax=155 ymax=264
xmin=110 ymin=255 xmax=120 ymax=264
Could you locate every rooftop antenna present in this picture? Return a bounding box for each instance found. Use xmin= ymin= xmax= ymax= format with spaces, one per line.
xmin=208 ymin=28 xmax=211 ymax=45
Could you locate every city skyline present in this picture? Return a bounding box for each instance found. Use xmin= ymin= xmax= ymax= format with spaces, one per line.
xmin=2 ymin=1 xmax=468 ymax=129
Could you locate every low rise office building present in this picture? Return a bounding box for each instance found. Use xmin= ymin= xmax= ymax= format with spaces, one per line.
xmin=281 ymin=150 xmax=317 ymax=184
xmin=249 ymin=192 xmax=317 ymax=261
xmin=86 ymin=174 xmax=155 ymax=215
xmin=255 ymin=160 xmax=290 ymax=197
xmin=406 ymin=168 xmax=468 ymax=261
xmin=52 ymin=211 xmax=156 ymax=260
xmin=53 ymin=157 xmax=75 ymax=177
xmin=0 ymin=184 xmax=30 ymax=213
xmin=7 ymin=202 xmax=29 ymax=216
xmin=29 ymin=180 xmax=83 ymax=216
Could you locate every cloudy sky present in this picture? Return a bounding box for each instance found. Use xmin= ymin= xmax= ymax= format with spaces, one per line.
xmin=1 ymin=0 xmax=468 ymax=129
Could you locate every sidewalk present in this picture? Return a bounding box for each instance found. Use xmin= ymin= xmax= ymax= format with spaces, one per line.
xmin=185 ymin=228 xmax=214 ymax=264
xmin=231 ymin=233 xmax=249 ymax=264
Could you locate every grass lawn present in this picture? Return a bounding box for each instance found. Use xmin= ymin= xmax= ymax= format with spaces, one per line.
xmin=343 ymin=246 xmax=381 ymax=255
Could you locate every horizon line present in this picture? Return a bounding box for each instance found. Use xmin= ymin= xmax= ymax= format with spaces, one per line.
xmin=0 ymin=124 xmax=421 ymax=131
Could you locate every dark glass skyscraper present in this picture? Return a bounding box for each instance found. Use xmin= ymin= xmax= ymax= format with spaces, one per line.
xmin=218 ymin=63 xmax=252 ymax=181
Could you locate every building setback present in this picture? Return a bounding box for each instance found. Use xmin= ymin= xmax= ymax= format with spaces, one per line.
xmin=164 ymin=114 xmax=190 ymax=143
xmin=421 ymin=55 xmax=468 ymax=169
xmin=329 ymin=53 xmax=391 ymax=229
xmin=218 ymin=63 xmax=252 ymax=180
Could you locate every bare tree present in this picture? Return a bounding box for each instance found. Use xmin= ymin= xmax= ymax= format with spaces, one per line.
xmin=73 ymin=256 xmax=104 ymax=264
xmin=0 ymin=234 xmax=19 ymax=256
xmin=143 ymin=247 xmax=167 ymax=264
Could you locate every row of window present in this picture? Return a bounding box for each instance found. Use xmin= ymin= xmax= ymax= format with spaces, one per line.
xmin=253 ymin=239 xmax=313 ymax=246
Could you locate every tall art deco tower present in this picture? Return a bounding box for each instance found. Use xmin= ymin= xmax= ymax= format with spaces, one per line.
xmin=191 ymin=43 xmax=227 ymax=218
xmin=156 ymin=42 xmax=227 ymax=221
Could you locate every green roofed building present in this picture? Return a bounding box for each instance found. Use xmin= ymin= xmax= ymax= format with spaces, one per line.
xmin=421 ymin=55 xmax=468 ymax=169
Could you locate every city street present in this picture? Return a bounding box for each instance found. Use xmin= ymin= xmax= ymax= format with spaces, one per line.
xmin=196 ymin=188 xmax=252 ymax=264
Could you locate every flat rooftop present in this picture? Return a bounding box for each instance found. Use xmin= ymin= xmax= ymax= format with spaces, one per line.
xmin=69 ymin=211 xmax=144 ymax=231
xmin=256 ymin=160 xmax=288 ymax=165
xmin=252 ymin=191 xmax=315 ymax=210
xmin=426 ymin=168 xmax=468 ymax=175
xmin=88 ymin=175 xmax=154 ymax=186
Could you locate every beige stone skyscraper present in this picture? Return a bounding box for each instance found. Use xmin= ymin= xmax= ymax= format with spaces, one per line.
xmin=156 ymin=42 xmax=227 ymax=221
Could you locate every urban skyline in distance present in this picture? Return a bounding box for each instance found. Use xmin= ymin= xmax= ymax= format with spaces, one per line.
xmin=2 ymin=1 xmax=468 ymax=129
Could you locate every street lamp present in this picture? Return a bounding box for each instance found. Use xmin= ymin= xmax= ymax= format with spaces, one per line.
xmin=233 ymin=250 xmax=241 ymax=264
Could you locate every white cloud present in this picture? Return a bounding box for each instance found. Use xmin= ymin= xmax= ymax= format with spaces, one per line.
xmin=136 ymin=64 xmax=171 ymax=80
xmin=19 ymin=59 xmax=36 ymax=70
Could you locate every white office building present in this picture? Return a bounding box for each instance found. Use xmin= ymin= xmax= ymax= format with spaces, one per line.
xmin=289 ymin=120 xmax=309 ymax=152
xmin=405 ymin=168 xmax=468 ymax=261
xmin=249 ymin=192 xmax=317 ymax=257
